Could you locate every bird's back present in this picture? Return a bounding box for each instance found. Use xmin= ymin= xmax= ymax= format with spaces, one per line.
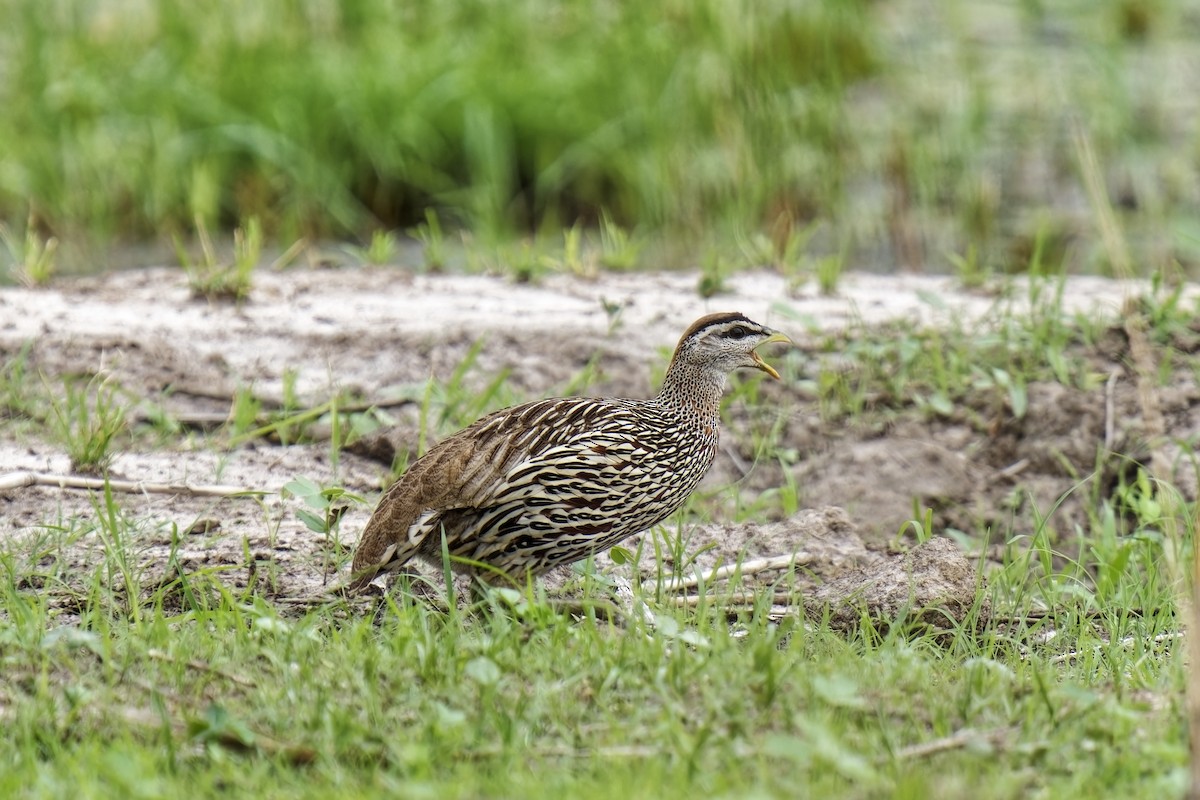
xmin=353 ymin=394 xmax=720 ymax=582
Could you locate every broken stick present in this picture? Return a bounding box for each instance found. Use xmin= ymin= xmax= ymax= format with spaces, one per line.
xmin=0 ymin=471 xmax=264 ymax=497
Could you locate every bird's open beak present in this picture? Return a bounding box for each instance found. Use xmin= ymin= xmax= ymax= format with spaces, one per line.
xmin=751 ymin=331 xmax=792 ymax=380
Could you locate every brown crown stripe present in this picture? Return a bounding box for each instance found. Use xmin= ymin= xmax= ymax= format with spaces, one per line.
xmin=676 ymin=311 xmax=754 ymax=343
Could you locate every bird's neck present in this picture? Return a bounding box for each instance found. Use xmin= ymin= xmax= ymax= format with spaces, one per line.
xmin=656 ymin=360 xmax=727 ymax=423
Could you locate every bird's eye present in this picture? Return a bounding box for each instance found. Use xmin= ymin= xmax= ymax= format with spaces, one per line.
xmin=727 ymin=325 xmax=749 ymax=339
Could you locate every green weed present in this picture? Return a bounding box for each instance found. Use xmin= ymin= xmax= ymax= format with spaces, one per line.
xmin=554 ymin=224 xmax=594 ymax=279
xmin=177 ymin=216 xmax=261 ymax=303
xmin=0 ymin=0 xmax=879 ymax=260
xmin=226 ymin=390 xmax=365 ymax=455
xmin=0 ymin=213 xmax=57 ymax=287
xmin=283 ymin=476 xmax=366 ymax=585
xmin=806 ymin=273 xmax=1108 ymax=425
xmin=598 ymin=213 xmax=643 ymax=271
xmin=177 ymin=216 xmax=306 ymax=301
xmin=228 ymin=386 xmax=263 ymax=439
xmin=0 ymin=341 xmax=40 ymax=422
xmin=411 ymin=209 xmax=449 ymax=273
xmin=949 ymin=245 xmax=991 ymax=290
xmin=814 ymin=253 xmax=847 ymax=296
xmin=697 ymin=250 xmax=730 ymax=298
xmin=46 ymin=374 xmax=130 ymax=474
xmin=498 ymin=239 xmax=547 ymax=284
xmin=0 ymin=0 xmax=1191 ymax=278
xmin=429 ymin=340 xmax=516 ymax=434
xmin=0 ymin=496 xmax=1186 ymax=798
xmin=346 ymin=229 xmax=399 ymax=266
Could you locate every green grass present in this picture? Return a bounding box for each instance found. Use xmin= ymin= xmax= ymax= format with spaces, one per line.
xmin=0 ymin=0 xmax=872 ymax=258
xmin=2 ymin=8 xmax=1199 ymax=767
xmin=1 ymin=4 xmax=1196 ymax=791
xmin=0 ymin=485 xmax=1188 ymax=798
xmin=1 ymin=0 xmax=1195 ymax=275
xmin=44 ymin=374 xmax=131 ymax=474
xmin=0 ymin=212 xmax=58 ymax=286
xmin=2 ymin=273 xmax=1197 ymax=797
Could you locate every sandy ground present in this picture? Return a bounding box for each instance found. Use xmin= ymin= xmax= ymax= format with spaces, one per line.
xmin=1 ymin=266 xmax=1197 ymax=618
xmin=0 ymin=266 xmax=1165 ymax=401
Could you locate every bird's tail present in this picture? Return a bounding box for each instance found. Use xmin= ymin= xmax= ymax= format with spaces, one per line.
xmin=348 ymin=496 xmax=423 ymax=592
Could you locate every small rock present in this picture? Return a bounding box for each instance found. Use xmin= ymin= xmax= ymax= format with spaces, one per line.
xmin=187 ymin=518 xmax=222 ymax=535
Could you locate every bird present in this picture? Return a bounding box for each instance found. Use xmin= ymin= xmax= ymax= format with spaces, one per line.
xmin=349 ymin=312 xmax=791 ymax=592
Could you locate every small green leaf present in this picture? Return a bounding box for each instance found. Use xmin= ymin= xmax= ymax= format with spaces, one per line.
xmin=282 ymin=476 xmax=328 ymax=508
xmin=189 ymin=703 xmax=257 ymax=748
xmin=653 ymin=614 xmax=679 ymax=637
xmin=676 ymin=629 xmax=710 ymax=648
xmin=1008 ymin=381 xmax=1028 ymax=418
xmin=916 ymin=289 xmax=947 ymax=310
xmin=434 ymin=702 xmax=466 ymax=728
xmin=609 ymin=545 xmax=632 ymax=565
xmin=296 ymin=508 xmax=328 ymax=533
xmin=464 ymin=657 xmax=501 ymax=686
xmin=42 ymin=627 xmax=103 ymax=656
xmin=489 ymin=588 xmax=523 ymax=606
xmin=811 ymin=674 xmax=867 ymax=709
xmin=927 ymin=392 xmax=954 ymax=416
xmin=763 ymin=733 xmax=812 ymax=763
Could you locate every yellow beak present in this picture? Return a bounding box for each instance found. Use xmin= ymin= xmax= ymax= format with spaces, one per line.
xmin=751 ymin=331 xmax=792 ymax=380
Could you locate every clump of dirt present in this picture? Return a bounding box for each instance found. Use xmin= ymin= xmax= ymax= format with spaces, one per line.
xmin=811 ymin=537 xmax=986 ymax=631
xmin=594 ymin=507 xmax=984 ymax=630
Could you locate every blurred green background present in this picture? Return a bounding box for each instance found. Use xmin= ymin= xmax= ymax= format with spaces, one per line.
xmin=1 ymin=0 xmax=1197 ymax=274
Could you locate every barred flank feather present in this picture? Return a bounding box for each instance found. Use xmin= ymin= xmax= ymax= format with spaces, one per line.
xmin=349 ymin=312 xmax=790 ymax=590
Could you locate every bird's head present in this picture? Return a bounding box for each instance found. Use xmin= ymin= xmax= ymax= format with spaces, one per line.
xmin=672 ymin=312 xmax=792 ymax=379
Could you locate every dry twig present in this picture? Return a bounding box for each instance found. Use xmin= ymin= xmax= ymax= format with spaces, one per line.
xmin=0 ymin=471 xmax=264 ymax=497
xmin=649 ymin=553 xmax=810 ymax=594
xmin=1104 ymin=368 xmax=1120 ymax=453
xmin=666 ymin=590 xmax=796 ymax=608
xmin=1047 ymin=632 xmax=1183 ymax=665
xmin=892 ymin=726 xmax=1014 ymax=761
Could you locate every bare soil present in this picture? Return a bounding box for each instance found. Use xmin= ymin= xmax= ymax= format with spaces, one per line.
xmin=2 ymin=266 xmax=1198 ymax=622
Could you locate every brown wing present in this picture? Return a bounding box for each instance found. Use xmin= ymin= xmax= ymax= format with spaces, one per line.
xmin=348 ymin=396 xmax=630 ymax=589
